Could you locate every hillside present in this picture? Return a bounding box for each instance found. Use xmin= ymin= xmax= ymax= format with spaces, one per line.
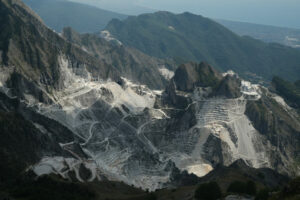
xmin=271 ymin=77 xmax=300 ymax=112
xmin=0 ymin=161 xmax=295 ymax=200
xmin=216 ymin=19 xmax=300 ymax=48
xmin=62 ymin=27 xmax=176 ymax=89
xmin=0 ymin=1 xmax=300 ymax=199
xmin=106 ymin=11 xmax=300 ymax=82
xmin=23 ymin=0 xmax=127 ymax=33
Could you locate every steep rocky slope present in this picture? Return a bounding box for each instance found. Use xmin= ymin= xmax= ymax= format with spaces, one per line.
xmin=0 ymin=0 xmax=299 ymax=193
xmin=271 ymin=76 xmax=300 ymax=112
xmin=0 ymin=0 xmax=171 ymax=188
xmin=61 ymin=27 xmax=176 ymax=89
xmin=3 ymin=59 xmax=297 ymax=191
xmin=0 ymin=0 xmax=120 ymax=94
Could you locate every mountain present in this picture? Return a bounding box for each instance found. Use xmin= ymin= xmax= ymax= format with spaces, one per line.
xmin=0 ymin=0 xmax=299 ymax=196
xmin=22 ymin=0 xmax=127 ymax=33
xmin=68 ymin=0 xmax=157 ymax=16
xmin=105 ymin=11 xmax=300 ymax=82
xmin=61 ymin=27 xmax=176 ymax=89
xmin=216 ymin=19 xmax=300 ymax=48
xmin=197 ymin=159 xmax=289 ymax=191
xmin=0 ymin=0 xmax=119 ymax=183
xmin=271 ymin=77 xmax=300 ymax=112
xmin=0 ymin=0 xmax=170 ymax=186
xmin=1 ymin=0 xmax=124 ymax=86
xmin=27 ymin=59 xmax=298 ymax=190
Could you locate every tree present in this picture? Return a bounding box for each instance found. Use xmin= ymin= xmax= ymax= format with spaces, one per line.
xmin=227 ymin=180 xmax=257 ymax=196
xmin=246 ymin=181 xmax=256 ymax=195
xmin=227 ymin=181 xmax=246 ymax=194
xmin=194 ymin=181 xmax=222 ymax=200
xmin=255 ymin=188 xmax=269 ymax=200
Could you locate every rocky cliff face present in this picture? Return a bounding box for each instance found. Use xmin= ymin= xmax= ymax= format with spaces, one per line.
xmin=245 ymin=92 xmax=300 ymax=175
xmin=172 ymin=62 xmax=222 ymax=92
xmin=0 ymin=0 xmax=299 ymax=192
xmin=61 ymin=27 xmax=176 ymax=89
xmin=3 ymin=57 xmax=297 ymax=190
xmin=0 ymin=0 xmax=131 ymax=100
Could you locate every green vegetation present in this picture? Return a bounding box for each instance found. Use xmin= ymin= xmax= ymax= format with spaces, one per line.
xmin=272 ymin=76 xmax=300 ymax=110
xmin=216 ymin=19 xmax=300 ymax=47
xmin=0 ymin=111 xmax=44 ymax=184
xmin=106 ymin=11 xmax=300 ymax=82
xmin=0 ymin=174 xmax=159 ymax=200
xmin=269 ymin=177 xmax=300 ymax=200
xmin=227 ymin=181 xmax=257 ymax=196
xmin=194 ymin=182 xmax=222 ymax=200
xmin=1 ymin=175 xmax=299 ymax=200
xmin=0 ymin=0 xmax=12 ymax=65
xmin=10 ymin=176 xmax=95 ymax=200
xmin=255 ymin=188 xmax=270 ymax=200
xmin=172 ymin=62 xmax=222 ymax=92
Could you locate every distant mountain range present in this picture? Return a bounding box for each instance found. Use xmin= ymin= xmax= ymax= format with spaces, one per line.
xmin=217 ymin=19 xmax=300 ymax=48
xmin=22 ymin=0 xmax=300 ymax=50
xmin=23 ymin=0 xmax=127 ymax=33
xmin=68 ymin=0 xmax=157 ymax=16
xmin=105 ymin=11 xmax=300 ymax=82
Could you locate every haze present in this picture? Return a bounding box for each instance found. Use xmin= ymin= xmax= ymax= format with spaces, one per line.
xmin=69 ymin=0 xmax=300 ymax=29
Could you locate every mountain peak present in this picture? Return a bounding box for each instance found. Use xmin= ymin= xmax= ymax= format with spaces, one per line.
xmin=106 ymin=10 xmax=300 ymax=82
xmin=230 ymin=159 xmax=249 ymax=169
xmin=213 ymin=73 xmax=242 ymax=98
xmin=0 ymin=0 xmax=121 ymax=93
xmin=173 ymin=62 xmax=222 ymax=92
xmin=1 ymin=0 xmax=43 ymax=23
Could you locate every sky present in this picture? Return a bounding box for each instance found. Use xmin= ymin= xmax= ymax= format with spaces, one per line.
xmin=69 ymin=0 xmax=300 ymax=29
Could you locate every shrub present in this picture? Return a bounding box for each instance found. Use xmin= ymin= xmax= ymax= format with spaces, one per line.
xmin=227 ymin=181 xmax=246 ymax=194
xmin=257 ymin=172 xmax=265 ymax=180
xmin=146 ymin=193 xmax=157 ymax=200
xmin=255 ymin=188 xmax=269 ymax=200
xmin=227 ymin=180 xmax=256 ymax=196
xmin=194 ymin=181 xmax=222 ymax=200
xmin=246 ymin=181 xmax=257 ymax=195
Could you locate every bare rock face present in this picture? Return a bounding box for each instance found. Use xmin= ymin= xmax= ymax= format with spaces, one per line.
xmin=172 ymin=62 xmax=222 ymax=92
xmin=0 ymin=0 xmax=299 ymax=192
xmin=2 ymin=52 xmax=299 ymax=191
xmin=213 ymin=75 xmax=242 ymax=98
xmin=61 ymin=27 xmax=177 ymax=90
xmin=18 ymin=60 xmax=297 ymax=190
xmin=0 ymin=0 xmax=123 ymax=98
xmin=245 ymin=94 xmax=300 ymax=176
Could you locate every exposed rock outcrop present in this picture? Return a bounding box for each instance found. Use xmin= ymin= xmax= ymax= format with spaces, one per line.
xmin=0 ymin=0 xmax=299 ymax=192
xmin=61 ymin=27 xmax=176 ymax=89
xmin=172 ymin=62 xmax=222 ymax=92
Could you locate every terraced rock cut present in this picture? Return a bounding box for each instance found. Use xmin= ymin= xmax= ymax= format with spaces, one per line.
xmin=10 ymin=60 xmax=296 ymax=191
xmin=0 ymin=0 xmax=299 ymax=193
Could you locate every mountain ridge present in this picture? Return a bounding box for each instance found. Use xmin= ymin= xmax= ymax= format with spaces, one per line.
xmin=0 ymin=0 xmax=299 ymax=195
xmin=106 ymin=11 xmax=300 ymax=82
xmin=61 ymin=27 xmax=176 ymax=89
xmin=217 ymin=19 xmax=300 ymax=48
